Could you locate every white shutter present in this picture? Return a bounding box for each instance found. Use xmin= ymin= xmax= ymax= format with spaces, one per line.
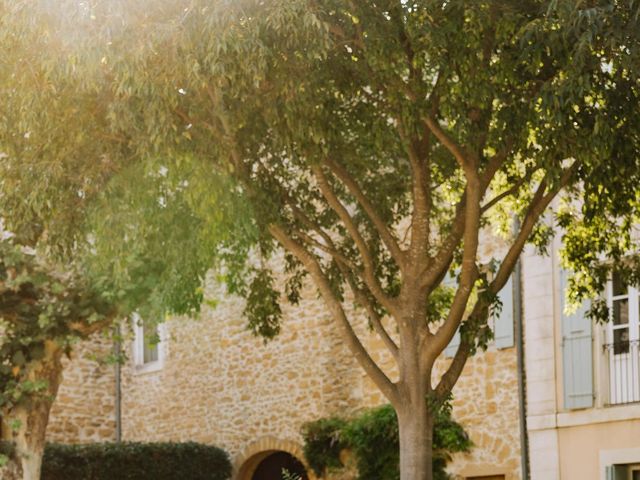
xmin=494 ymin=274 xmax=515 ymax=349
xmin=443 ymin=272 xmax=460 ymax=358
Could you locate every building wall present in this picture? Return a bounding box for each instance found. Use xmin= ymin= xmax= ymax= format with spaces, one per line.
xmin=522 ymin=243 xmax=562 ymax=480
xmin=558 ymin=414 xmax=640 ymax=479
xmin=118 ymin=282 xmax=364 ymax=459
xmin=46 ymin=231 xmax=640 ymax=479
xmin=524 ymin=236 xmax=640 ymax=479
xmin=48 ymin=252 xmax=522 ymax=479
xmin=47 ymin=334 xmax=116 ymax=443
xmin=115 ymin=278 xmax=522 ymax=478
xmin=443 ymin=348 xmax=521 ymax=480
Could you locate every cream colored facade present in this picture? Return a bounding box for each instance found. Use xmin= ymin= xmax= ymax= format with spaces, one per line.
xmin=524 ymin=238 xmax=640 ymax=480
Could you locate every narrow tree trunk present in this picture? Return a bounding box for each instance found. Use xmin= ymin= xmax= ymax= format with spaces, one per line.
xmin=12 ymin=400 xmax=52 ymax=480
xmin=397 ymin=399 xmax=434 ymax=480
xmin=2 ymin=341 xmax=63 ymax=480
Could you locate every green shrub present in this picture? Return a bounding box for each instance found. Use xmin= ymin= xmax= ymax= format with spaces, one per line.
xmin=302 ymin=402 xmax=472 ymax=480
xmin=301 ymin=417 xmax=348 ymax=476
xmin=41 ymin=442 xmax=232 ymax=480
xmin=342 ymin=404 xmax=400 ymax=480
xmin=0 ymin=440 xmax=15 ymax=467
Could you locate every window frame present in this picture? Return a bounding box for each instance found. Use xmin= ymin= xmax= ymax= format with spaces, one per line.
xmin=605 ymin=274 xmax=640 ymax=404
xmin=132 ymin=313 xmax=166 ymax=374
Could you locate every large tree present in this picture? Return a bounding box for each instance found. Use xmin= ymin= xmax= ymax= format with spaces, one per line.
xmin=2 ymin=1 xmax=640 ymax=479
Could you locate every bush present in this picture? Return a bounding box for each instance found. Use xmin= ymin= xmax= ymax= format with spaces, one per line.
xmin=301 ymin=417 xmax=348 ymax=476
xmin=41 ymin=441 xmax=232 ymax=480
xmin=302 ymin=402 xmax=472 ymax=480
xmin=342 ymin=405 xmax=400 ymax=480
xmin=0 ymin=440 xmax=15 ymax=467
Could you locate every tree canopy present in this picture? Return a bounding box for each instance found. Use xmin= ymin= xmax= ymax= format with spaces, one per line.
xmin=1 ymin=1 xmax=640 ymax=478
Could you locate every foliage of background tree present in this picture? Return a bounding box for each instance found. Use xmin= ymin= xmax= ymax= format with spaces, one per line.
xmin=2 ymin=1 xmax=640 ymax=479
xmin=0 ymin=237 xmax=119 ymax=479
xmin=302 ymin=402 xmax=471 ymax=480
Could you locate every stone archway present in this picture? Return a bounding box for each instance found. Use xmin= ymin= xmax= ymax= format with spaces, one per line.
xmin=235 ymin=437 xmax=314 ymax=480
xmin=251 ymin=451 xmax=308 ymax=480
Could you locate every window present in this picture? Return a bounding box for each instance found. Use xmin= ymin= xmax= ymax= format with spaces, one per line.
xmin=142 ymin=322 xmax=159 ymax=364
xmin=605 ymin=272 xmax=640 ymax=404
xmin=132 ymin=313 xmax=164 ymax=372
xmin=605 ymin=464 xmax=640 ymax=480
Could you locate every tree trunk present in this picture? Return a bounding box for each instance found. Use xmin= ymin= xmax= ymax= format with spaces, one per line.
xmin=2 ymin=341 xmax=63 ymax=480
xmin=397 ymin=399 xmax=434 ymax=480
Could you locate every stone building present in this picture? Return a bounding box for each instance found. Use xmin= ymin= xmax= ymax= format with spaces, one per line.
xmin=48 ymin=259 xmax=524 ymax=480
xmin=47 ymin=230 xmax=640 ymax=479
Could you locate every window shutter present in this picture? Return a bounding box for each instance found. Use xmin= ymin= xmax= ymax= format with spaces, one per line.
xmin=606 ymin=465 xmax=628 ymax=480
xmin=494 ymin=274 xmax=515 ymax=349
xmin=560 ymin=269 xmax=594 ymax=409
xmin=444 ymin=329 xmax=461 ymax=358
xmin=444 ymin=272 xmax=460 ymax=358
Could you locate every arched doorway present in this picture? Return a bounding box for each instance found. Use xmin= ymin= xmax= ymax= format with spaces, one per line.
xmin=251 ymin=451 xmax=308 ymax=480
xmin=236 ymin=438 xmax=313 ymax=480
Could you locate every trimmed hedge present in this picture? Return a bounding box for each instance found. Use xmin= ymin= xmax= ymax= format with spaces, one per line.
xmin=41 ymin=442 xmax=232 ymax=480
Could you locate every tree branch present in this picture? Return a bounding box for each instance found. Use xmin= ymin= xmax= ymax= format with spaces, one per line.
xmin=341 ymin=263 xmax=400 ymax=362
xmin=433 ymin=163 xmax=578 ymax=397
xmin=283 ymin=200 xmax=400 ymax=361
xmin=423 ymin=114 xmax=473 ymax=171
xmin=479 ymin=141 xmax=514 ymax=191
xmin=427 ymin=172 xmax=482 ymax=362
xmin=419 ymin=191 xmax=466 ymax=289
xmin=431 ymin=296 xmax=490 ymax=399
xmin=393 ymin=118 xmax=433 ymax=272
xmin=312 ymin=164 xmax=398 ymax=315
xmin=269 ymin=224 xmax=399 ymax=404
xmin=492 ymin=163 xmax=578 ymax=292
xmin=323 ymin=157 xmax=406 ymax=268
xmin=287 ymin=210 xmax=400 ymax=361
xmin=434 ymin=337 xmax=471 ymax=398
xmin=481 ymin=168 xmax=537 ymax=213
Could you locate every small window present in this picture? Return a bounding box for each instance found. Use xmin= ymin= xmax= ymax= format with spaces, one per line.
xmin=142 ymin=322 xmax=159 ymax=364
xmin=132 ymin=313 xmax=164 ymax=372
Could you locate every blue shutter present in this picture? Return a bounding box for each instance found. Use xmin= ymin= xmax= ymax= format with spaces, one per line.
xmin=444 ymin=272 xmax=460 ymax=358
xmin=444 ymin=329 xmax=460 ymax=358
xmin=494 ymin=274 xmax=515 ymax=349
xmin=560 ymin=269 xmax=594 ymax=409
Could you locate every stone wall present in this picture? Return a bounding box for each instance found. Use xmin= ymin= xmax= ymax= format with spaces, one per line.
xmin=47 ymin=247 xmax=522 ymax=479
xmin=118 ymin=282 xmax=365 ymax=466
xmin=47 ymin=334 xmax=116 ymax=443
xmin=114 ymin=279 xmax=520 ymax=478
xmin=440 ymin=348 xmax=521 ymax=479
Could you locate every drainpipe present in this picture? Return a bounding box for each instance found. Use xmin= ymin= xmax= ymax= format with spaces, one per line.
xmin=513 ymin=218 xmax=530 ymax=479
xmin=114 ymin=324 xmax=122 ymax=443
